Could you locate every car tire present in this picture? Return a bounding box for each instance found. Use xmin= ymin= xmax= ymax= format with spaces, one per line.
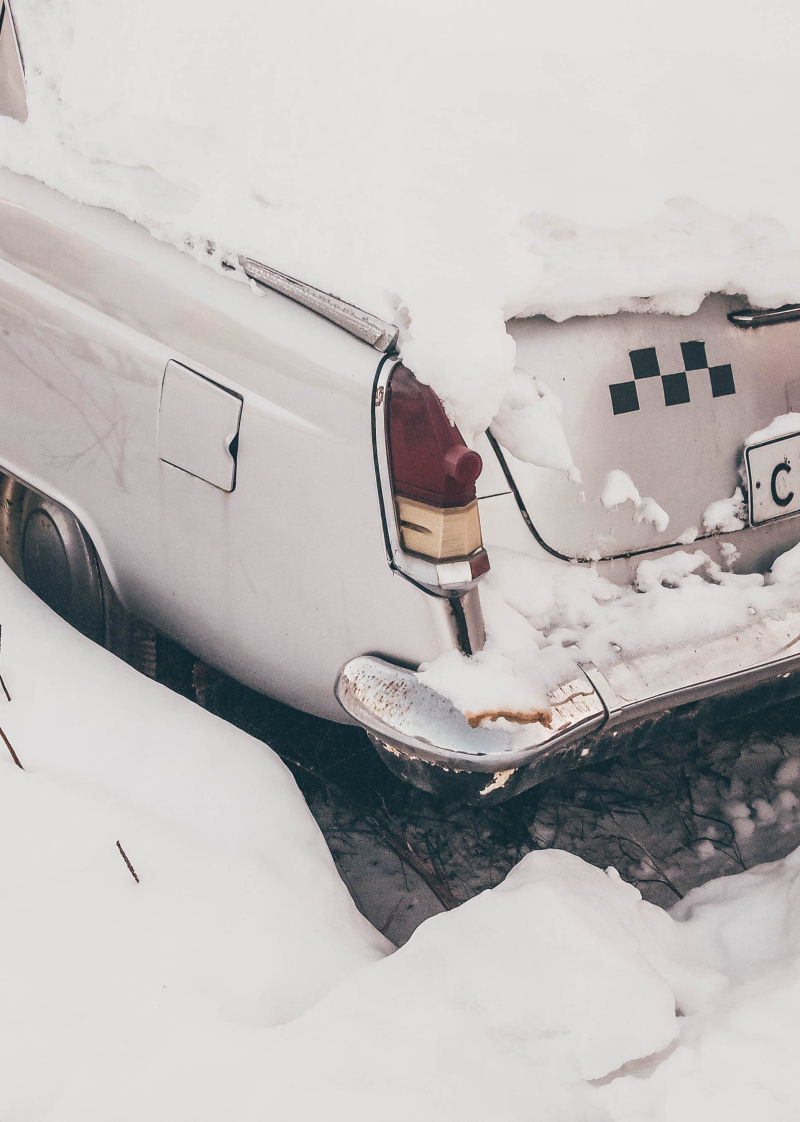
xmin=0 ymin=473 xmax=152 ymax=663
xmin=0 ymin=473 xmax=216 ymax=703
xmin=0 ymin=474 xmax=107 ymax=643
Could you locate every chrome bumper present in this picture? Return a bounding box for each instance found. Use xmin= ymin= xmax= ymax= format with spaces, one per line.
xmin=335 ymin=607 xmax=800 ymax=802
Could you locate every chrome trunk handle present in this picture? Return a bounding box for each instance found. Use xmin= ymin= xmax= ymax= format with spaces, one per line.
xmin=728 ymin=305 xmax=800 ymax=328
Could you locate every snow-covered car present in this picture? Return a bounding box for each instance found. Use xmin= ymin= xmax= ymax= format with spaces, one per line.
xmin=3 ymin=6 xmax=800 ymax=803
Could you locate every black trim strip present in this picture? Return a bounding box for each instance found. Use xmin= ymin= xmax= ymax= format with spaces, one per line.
xmin=486 ymin=429 xmax=733 ymax=565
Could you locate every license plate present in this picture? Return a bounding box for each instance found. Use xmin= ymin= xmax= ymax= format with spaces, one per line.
xmin=745 ymin=431 xmax=800 ymax=524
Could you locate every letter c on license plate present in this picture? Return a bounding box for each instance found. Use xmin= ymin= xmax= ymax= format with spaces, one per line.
xmin=745 ymin=432 xmax=800 ymax=524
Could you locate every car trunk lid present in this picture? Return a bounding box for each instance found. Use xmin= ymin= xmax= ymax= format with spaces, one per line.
xmin=496 ymin=295 xmax=800 ymax=560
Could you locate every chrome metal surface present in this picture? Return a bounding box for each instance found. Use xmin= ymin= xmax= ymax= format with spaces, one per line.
xmin=240 ymin=256 xmax=398 ymax=352
xmin=593 ymin=605 xmax=800 ymax=721
xmin=455 ymin=584 xmax=485 ymax=652
xmin=335 ymin=655 xmax=605 ymax=772
xmin=729 ymin=305 xmax=800 ymax=328
xmin=0 ymin=0 xmax=27 ymax=123
xmin=340 ymin=594 xmax=800 ymax=787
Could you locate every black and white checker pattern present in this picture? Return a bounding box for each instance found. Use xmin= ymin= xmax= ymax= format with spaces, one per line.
xmin=609 ymin=341 xmax=736 ymax=416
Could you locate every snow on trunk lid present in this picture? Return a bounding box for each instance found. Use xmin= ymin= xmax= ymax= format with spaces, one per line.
xmin=495 ymin=294 xmax=800 ymax=560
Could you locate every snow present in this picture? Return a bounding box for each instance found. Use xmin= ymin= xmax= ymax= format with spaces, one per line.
xmin=601 ymin=469 xmax=670 ymax=533
xmin=4 ymin=554 xmax=800 ymax=1115
xmin=490 ymin=371 xmax=578 ymax=476
xmin=5 ymin=0 xmax=800 ymax=721
xmin=419 ymin=527 xmax=800 ymax=722
xmin=4 ymin=0 xmax=800 ymax=437
xmin=747 ymin=412 xmax=800 ymax=446
xmin=6 ymin=6 xmax=800 ymax=1111
xmin=769 ymin=540 xmax=800 ymax=583
xmin=0 ymin=560 xmax=389 ymax=1117
xmin=702 ymin=488 xmax=747 ymax=535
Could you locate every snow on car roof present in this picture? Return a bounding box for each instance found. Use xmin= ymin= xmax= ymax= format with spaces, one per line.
xmin=3 ymin=0 xmax=800 ymax=436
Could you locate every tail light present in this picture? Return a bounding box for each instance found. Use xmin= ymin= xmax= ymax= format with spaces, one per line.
xmin=385 ymin=364 xmax=489 ymax=579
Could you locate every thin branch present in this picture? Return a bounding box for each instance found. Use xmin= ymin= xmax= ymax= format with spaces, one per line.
xmin=280 ymin=751 xmax=459 ymax=911
xmin=0 ymin=724 xmax=22 ymax=769
xmin=0 ymin=627 xmax=10 ymax=701
xmin=610 ymin=823 xmax=684 ymax=900
xmin=116 ymin=841 xmax=140 ymax=883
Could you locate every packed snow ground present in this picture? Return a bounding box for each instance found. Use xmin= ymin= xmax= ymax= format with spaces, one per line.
xmin=2 ymin=560 xmax=800 ymax=1119
xmin=4 ymin=0 xmax=800 ymax=435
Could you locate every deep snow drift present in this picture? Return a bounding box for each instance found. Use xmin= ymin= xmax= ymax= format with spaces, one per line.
xmin=3 ymin=0 xmax=800 ymax=435
xmin=0 ymin=562 xmax=389 ymax=1118
xmin=0 ymin=560 xmax=799 ymax=1119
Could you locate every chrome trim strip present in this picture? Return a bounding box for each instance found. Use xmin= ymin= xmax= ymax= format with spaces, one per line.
xmin=240 ymin=256 xmax=399 ymax=352
xmin=0 ymin=0 xmax=28 ymax=124
xmin=728 ymin=305 xmax=800 ymax=328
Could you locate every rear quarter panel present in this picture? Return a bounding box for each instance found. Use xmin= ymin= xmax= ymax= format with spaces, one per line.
xmin=0 ymin=171 xmax=454 ymax=718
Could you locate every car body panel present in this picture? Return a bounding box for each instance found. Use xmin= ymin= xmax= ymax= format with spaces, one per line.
xmin=4 ymin=167 xmax=800 ymax=798
xmin=503 ymin=298 xmax=800 ymax=561
xmin=0 ymin=170 xmax=459 ymax=720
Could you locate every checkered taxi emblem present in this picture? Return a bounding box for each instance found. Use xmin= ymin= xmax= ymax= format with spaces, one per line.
xmin=609 ymin=341 xmax=736 ymax=415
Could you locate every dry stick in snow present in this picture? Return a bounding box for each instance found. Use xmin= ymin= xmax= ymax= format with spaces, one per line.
xmin=0 ymin=626 xmax=10 ymax=702
xmin=0 ymin=724 xmax=22 ymax=769
xmin=280 ymin=752 xmax=459 ymax=911
xmin=116 ymin=841 xmax=140 ymax=884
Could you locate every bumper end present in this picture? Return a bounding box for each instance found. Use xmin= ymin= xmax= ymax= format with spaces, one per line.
xmin=335 ymin=655 xmax=607 ymax=802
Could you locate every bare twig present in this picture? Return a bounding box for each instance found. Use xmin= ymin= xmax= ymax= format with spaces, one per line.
xmin=116 ymin=840 xmax=140 ymax=883
xmin=373 ymin=826 xmax=460 ymax=910
xmin=280 ymin=751 xmax=460 ymax=910
xmin=0 ymin=724 xmax=22 ymax=769
xmin=610 ymin=820 xmax=684 ymax=900
xmin=0 ymin=626 xmax=10 ymax=702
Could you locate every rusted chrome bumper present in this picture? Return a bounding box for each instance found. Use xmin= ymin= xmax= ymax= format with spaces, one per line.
xmin=336 ymin=608 xmax=800 ymax=803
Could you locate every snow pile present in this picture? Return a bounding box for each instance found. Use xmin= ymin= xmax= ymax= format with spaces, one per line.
xmin=490 ymin=371 xmax=579 ymax=477
xmin=275 ymin=846 xmax=800 ymax=1122
xmin=247 ymin=849 xmax=721 ymax=1121
xmin=0 ymin=562 xmax=388 ymax=1118
xmin=5 ymin=557 xmax=800 ymax=1117
xmin=4 ymin=0 xmax=800 ymax=434
xmin=421 ymin=533 xmax=800 ymax=724
xmin=703 ymin=488 xmax=746 ymax=535
xmin=597 ymin=849 xmax=800 ymax=1121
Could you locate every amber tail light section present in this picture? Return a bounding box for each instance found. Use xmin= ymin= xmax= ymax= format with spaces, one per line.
xmin=386 ymin=364 xmax=489 ymax=573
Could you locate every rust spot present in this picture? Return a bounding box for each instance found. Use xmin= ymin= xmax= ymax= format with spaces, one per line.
xmin=465 ymin=707 xmax=553 ymax=730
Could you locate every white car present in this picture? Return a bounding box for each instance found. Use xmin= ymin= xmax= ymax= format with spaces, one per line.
xmin=2 ymin=6 xmax=800 ymax=802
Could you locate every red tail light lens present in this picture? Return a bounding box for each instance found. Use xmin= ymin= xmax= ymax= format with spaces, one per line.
xmin=386 ymin=365 xmax=482 ymax=506
xmin=385 ymin=364 xmax=488 ymax=570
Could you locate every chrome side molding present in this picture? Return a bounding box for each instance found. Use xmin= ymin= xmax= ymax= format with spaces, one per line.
xmin=0 ymin=0 xmax=27 ymax=123
xmin=728 ymin=305 xmax=800 ymax=328
xmin=240 ymin=256 xmax=399 ymax=352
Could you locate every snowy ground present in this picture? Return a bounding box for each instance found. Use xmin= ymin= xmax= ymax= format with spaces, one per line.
xmin=5 ymin=549 xmax=800 ymax=1118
